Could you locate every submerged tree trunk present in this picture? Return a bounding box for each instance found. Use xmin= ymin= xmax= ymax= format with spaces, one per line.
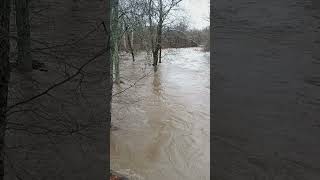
xmin=159 ymin=45 xmax=162 ymax=63
xmin=122 ymin=22 xmax=127 ymax=52
xmin=0 ymin=0 xmax=11 ymax=179
xmin=152 ymin=50 xmax=158 ymax=66
xmin=152 ymin=26 xmax=163 ymax=66
xmin=15 ymin=0 xmax=32 ymax=72
xmin=148 ymin=0 xmax=157 ymax=67
xmin=156 ymin=0 xmax=163 ymax=64
xmin=111 ymin=0 xmax=120 ymax=84
xmin=157 ymin=22 xmax=163 ymax=64
xmin=123 ymin=33 xmax=127 ymax=51
xmin=149 ymin=0 xmax=164 ymax=68
xmin=127 ymin=31 xmax=135 ymax=62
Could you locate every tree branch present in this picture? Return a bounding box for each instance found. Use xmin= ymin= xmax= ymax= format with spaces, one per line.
xmin=6 ymin=37 xmax=110 ymax=113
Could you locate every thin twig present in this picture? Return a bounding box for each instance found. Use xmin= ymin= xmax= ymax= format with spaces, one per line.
xmin=112 ymin=68 xmax=153 ymax=97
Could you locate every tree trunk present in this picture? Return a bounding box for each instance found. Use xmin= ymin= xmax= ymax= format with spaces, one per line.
xmin=111 ymin=0 xmax=120 ymax=84
xmin=157 ymin=23 xmax=162 ymax=63
xmin=105 ymin=0 xmax=112 ymax=178
xmin=15 ymin=0 xmax=32 ymax=72
xmin=127 ymin=31 xmax=135 ymax=62
xmin=148 ymin=0 xmax=156 ymax=67
xmin=0 ymin=0 xmax=11 ymax=179
xmin=159 ymin=45 xmax=162 ymax=63
xmin=122 ymin=23 xmax=127 ymax=51
xmin=150 ymin=0 xmax=164 ymax=67
xmin=157 ymin=0 xmax=163 ymax=64
xmin=152 ymin=50 xmax=158 ymax=67
xmin=123 ymin=32 xmax=127 ymax=51
xmin=131 ymin=31 xmax=134 ymax=47
xmin=152 ymin=23 xmax=163 ymax=66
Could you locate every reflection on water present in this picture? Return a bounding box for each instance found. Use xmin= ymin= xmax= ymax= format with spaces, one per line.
xmin=111 ymin=47 xmax=210 ymax=180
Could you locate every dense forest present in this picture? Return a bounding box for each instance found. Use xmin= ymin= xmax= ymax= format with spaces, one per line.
xmin=0 ymin=0 xmax=209 ymax=179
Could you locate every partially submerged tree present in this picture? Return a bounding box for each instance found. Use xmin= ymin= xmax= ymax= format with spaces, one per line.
xmin=127 ymin=30 xmax=135 ymax=62
xmin=118 ymin=0 xmax=145 ymax=62
xmin=0 ymin=0 xmax=11 ymax=179
xmin=146 ymin=0 xmax=183 ymax=68
xmin=122 ymin=19 xmax=135 ymax=62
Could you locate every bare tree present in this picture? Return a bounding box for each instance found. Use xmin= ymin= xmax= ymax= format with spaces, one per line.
xmin=0 ymin=0 xmax=11 ymax=179
xmin=146 ymin=0 xmax=183 ymax=68
xmin=118 ymin=0 xmax=144 ymax=61
xmin=121 ymin=17 xmax=136 ymax=62
xmin=15 ymin=0 xmax=32 ymax=72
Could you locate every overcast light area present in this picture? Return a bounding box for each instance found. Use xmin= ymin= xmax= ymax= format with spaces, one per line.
xmin=180 ymin=0 xmax=210 ymax=30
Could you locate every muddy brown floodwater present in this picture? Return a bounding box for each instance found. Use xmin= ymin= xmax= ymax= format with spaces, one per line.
xmin=111 ymin=47 xmax=210 ymax=180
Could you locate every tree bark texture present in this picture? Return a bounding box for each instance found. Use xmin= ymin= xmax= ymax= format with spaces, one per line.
xmin=15 ymin=0 xmax=32 ymax=72
xmin=0 ymin=0 xmax=11 ymax=179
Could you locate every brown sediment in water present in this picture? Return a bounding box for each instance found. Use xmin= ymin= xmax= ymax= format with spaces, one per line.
xmin=111 ymin=48 xmax=210 ymax=180
xmin=110 ymin=170 xmax=128 ymax=180
xmin=110 ymin=175 xmax=124 ymax=180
